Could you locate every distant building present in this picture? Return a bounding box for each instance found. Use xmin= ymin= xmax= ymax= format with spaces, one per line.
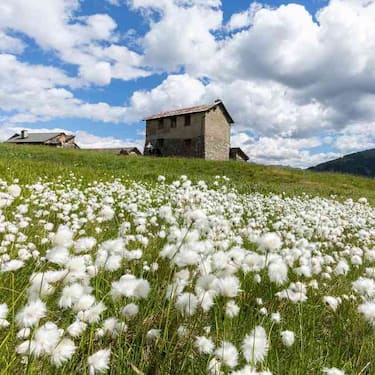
xmin=229 ymin=147 xmax=249 ymax=162
xmin=85 ymin=147 xmax=142 ymax=155
xmin=6 ymin=130 xmax=79 ymax=148
xmin=144 ymin=100 xmax=234 ymax=160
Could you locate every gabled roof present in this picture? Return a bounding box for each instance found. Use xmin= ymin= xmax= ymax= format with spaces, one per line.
xmin=144 ymin=100 xmax=234 ymax=124
xmin=6 ymin=132 xmax=64 ymax=144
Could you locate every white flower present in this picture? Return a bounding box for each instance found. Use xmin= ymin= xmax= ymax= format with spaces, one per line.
xmin=271 ymin=312 xmax=281 ymax=323
xmin=0 ymin=303 xmax=8 ymax=320
xmin=16 ymin=299 xmax=46 ymax=327
xmin=323 ymin=296 xmax=341 ymax=311
xmin=88 ymin=349 xmax=111 ymax=375
xmin=111 ymin=275 xmax=150 ymax=299
xmin=1 ymin=259 xmax=24 ymax=272
xmin=215 ymin=341 xmax=239 ymax=368
xmin=52 ymin=226 xmax=74 ymax=248
xmin=214 ymin=276 xmax=240 ymax=298
xmin=322 ymin=368 xmax=345 ymax=375
xmin=67 ymin=320 xmax=87 ymax=337
xmin=146 ymin=329 xmax=161 ymax=343
xmin=33 ymin=322 xmax=62 ymax=356
xmin=16 ymin=327 xmax=30 ymax=339
xmin=51 ymin=338 xmax=76 ymax=366
xmin=226 ymin=300 xmax=240 ymax=318
xmin=358 ymin=301 xmax=375 ymax=326
xmin=74 ymin=237 xmax=97 ymax=253
xmin=258 ymin=232 xmax=282 ymax=252
xmin=175 ymin=293 xmax=198 ymax=316
xmin=121 ymin=303 xmax=139 ymax=319
xmin=208 ymin=358 xmax=222 ymax=375
xmin=195 ymin=336 xmax=215 ymax=354
xmin=99 ymin=206 xmax=114 ymax=221
xmin=268 ymin=261 xmax=288 ymax=285
xmin=59 ymin=283 xmax=86 ymax=308
xmin=280 ymin=330 xmax=295 ymax=347
xmin=8 ymin=184 xmax=21 ymax=198
xmin=242 ymin=326 xmax=269 ymax=364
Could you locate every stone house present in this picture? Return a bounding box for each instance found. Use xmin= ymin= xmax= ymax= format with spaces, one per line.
xmin=6 ymin=130 xmax=79 ymax=148
xmin=144 ymin=100 xmax=234 ymax=160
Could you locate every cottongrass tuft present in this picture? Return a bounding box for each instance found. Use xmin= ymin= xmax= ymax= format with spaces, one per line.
xmin=322 ymin=368 xmax=345 ymax=375
xmin=215 ymin=341 xmax=239 ymax=368
xmin=280 ymin=330 xmax=295 ymax=347
xmin=16 ymin=299 xmax=46 ymax=328
xmin=88 ymin=349 xmax=111 ymax=375
xmin=242 ymin=326 xmax=269 ymax=364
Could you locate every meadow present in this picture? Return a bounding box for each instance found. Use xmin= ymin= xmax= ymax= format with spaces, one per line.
xmin=0 ymin=144 xmax=374 ymax=375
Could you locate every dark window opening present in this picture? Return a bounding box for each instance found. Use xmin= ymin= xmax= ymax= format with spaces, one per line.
xmin=184 ymin=114 xmax=191 ymax=126
xmin=171 ymin=117 xmax=177 ymax=128
xmin=158 ymin=118 xmax=164 ymax=129
xmin=184 ymin=138 xmax=192 ymax=148
xmin=157 ymin=138 xmax=164 ymax=147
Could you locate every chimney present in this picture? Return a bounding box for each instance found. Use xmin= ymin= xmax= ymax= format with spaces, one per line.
xmin=20 ymin=130 xmax=28 ymax=139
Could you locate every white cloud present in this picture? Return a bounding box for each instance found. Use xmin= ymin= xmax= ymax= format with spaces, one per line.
xmin=333 ymin=123 xmax=375 ymax=154
xmin=126 ymin=74 xmax=206 ymax=121
xmin=226 ymin=2 xmax=265 ymax=31
xmin=74 ymin=131 xmax=143 ymax=150
xmin=0 ymin=0 xmax=148 ymax=84
xmin=79 ymin=62 xmax=112 ymax=86
xmin=0 ymin=55 xmax=128 ymax=124
xmin=0 ymin=32 xmax=25 ymax=53
xmin=130 ymin=0 xmax=222 ymax=73
xmin=231 ymin=132 xmax=339 ymax=168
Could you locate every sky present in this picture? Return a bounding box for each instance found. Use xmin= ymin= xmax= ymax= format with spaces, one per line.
xmin=1 ymin=0 xmax=375 ymax=168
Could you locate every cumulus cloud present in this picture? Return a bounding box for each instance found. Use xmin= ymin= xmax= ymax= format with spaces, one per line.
xmin=0 ymin=55 xmax=128 ymax=124
xmin=0 ymin=0 xmax=148 ymax=84
xmin=133 ymin=0 xmax=222 ymax=73
xmin=124 ymin=74 xmax=206 ymax=121
xmin=230 ymin=132 xmax=339 ymax=168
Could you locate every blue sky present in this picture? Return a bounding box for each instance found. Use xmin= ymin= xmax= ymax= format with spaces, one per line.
xmin=0 ymin=0 xmax=374 ymax=167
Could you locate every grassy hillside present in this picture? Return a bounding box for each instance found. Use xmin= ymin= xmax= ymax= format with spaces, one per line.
xmin=0 ymin=144 xmax=375 ymax=375
xmin=0 ymin=144 xmax=374 ymax=203
xmin=309 ymin=148 xmax=375 ymax=178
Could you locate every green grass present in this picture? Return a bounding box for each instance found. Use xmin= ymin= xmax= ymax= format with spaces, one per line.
xmin=0 ymin=144 xmax=374 ymax=375
xmin=0 ymin=144 xmax=374 ymax=202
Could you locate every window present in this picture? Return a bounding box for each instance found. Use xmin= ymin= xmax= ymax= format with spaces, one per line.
xmin=158 ymin=118 xmax=164 ymax=129
xmin=184 ymin=114 xmax=191 ymax=126
xmin=171 ymin=117 xmax=177 ymax=128
xmin=184 ymin=138 xmax=192 ymax=148
xmin=157 ymin=138 xmax=164 ymax=147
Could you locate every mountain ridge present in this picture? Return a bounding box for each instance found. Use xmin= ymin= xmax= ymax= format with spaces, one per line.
xmin=309 ymin=148 xmax=375 ymax=178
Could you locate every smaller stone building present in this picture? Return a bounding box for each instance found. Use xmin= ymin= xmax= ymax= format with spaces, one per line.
xmin=144 ymin=100 xmax=234 ymax=160
xmin=229 ymin=147 xmax=249 ymax=162
xmin=6 ymin=130 xmax=79 ymax=148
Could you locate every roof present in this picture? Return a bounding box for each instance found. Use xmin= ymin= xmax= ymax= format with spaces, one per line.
xmin=230 ymin=147 xmax=249 ymax=161
xmin=6 ymin=132 xmax=65 ymax=144
xmin=119 ymin=147 xmax=142 ymax=155
xmin=84 ymin=147 xmax=142 ymax=155
xmin=144 ymin=100 xmax=234 ymax=123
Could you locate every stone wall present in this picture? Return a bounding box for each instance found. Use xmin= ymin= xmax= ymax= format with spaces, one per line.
xmin=145 ymin=136 xmax=204 ymax=158
xmin=204 ymin=106 xmax=230 ymax=160
xmin=145 ymin=112 xmax=205 ymax=157
xmin=146 ymin=112 xmax=204 ymax=140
